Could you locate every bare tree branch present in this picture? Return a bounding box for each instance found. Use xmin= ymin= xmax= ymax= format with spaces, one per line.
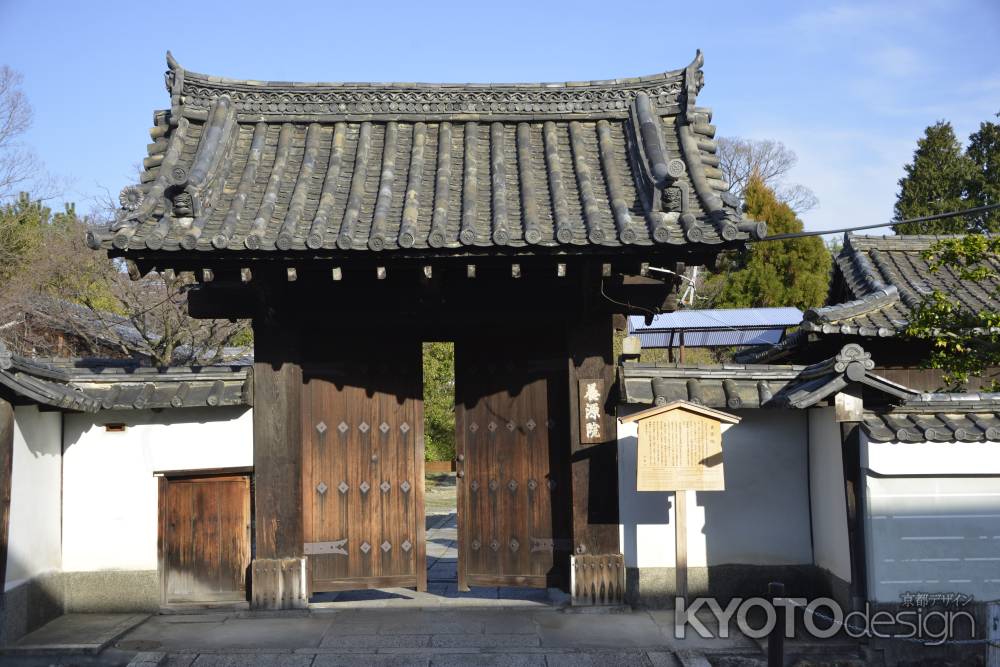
xmin=0 ymin=196 xmax=250 ymax=365
xmin=716 ymin=136 xmax=819 ymax=214
xmin=0 ymin=65 xmax=47 ymax=201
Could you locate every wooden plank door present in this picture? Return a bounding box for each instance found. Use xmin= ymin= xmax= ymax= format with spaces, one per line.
xmin=159 ymin=473 xmax=251 ymax=604
xmin=455 ymin=338 xmax=571 ymax=590
xmin=302 ymin=342 xmax=425 ymax=593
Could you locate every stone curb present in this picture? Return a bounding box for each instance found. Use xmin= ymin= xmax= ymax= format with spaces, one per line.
xmin=127 ymin=651 xmax=167 ymax=666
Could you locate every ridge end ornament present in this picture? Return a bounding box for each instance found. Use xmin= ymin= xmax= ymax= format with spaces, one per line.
xmin=119 ymin=185 xmax=144 ymax=212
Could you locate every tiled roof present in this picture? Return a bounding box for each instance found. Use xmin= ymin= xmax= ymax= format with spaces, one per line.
xmin=862 ymin=396 xmax=1000 ymax=443
xmin=621 ymin=343 xmax=916 ymax=409
xmin=86 ymin=52 xmax=764 ymax=257
xmin=620 ymin=342 xmax=1000 ymax=442
xmin=0 ymin=342 xmax=250 ymax=412
xmin=734 ymin=233 xmax=1000 ymax=364
xmin=802 ymin=233 xmax=1000 ymax=337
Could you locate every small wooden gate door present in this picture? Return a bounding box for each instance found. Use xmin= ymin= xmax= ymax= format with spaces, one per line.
xmin=455 ymin=338 xmax=570 ymax=590
xmin=159 ymin=473 xmax=251 ymax=604
xmin=302 ymin=343 xmax=426 ymax=593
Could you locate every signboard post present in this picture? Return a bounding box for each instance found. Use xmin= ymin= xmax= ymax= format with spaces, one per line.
xmin=620 ymin=400 xmax=740 ymax=618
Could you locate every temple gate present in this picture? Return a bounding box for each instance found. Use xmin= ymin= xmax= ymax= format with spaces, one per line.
xmin=88 ymin=50 xmax=765 ymax=607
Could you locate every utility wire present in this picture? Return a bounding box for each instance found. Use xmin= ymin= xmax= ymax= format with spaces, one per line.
xmin=753 ymin=203 xmax=1000 ymax=242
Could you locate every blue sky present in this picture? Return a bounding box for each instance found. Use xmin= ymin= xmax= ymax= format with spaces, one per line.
xmin=1 ymin=0 xmax=998 ymax=233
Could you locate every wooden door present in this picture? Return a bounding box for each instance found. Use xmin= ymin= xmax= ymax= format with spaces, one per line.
xmin=455 ymin=339 xmax=571 ymax=590
xmin=302 ymin=343 xmax=425 ymax=593
xmin=159 ymin=473 xmax=251 ymax=604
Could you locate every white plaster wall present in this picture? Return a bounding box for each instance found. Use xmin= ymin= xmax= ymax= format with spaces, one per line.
xmin=61 ymin=406 xmax=252 ymax=573
xmin=5 ymin=405 xmax=62 ymax=590
xmin=807 ymin=407 xmax=851 ymax=583
xmin=618 ymin=408 xmax=812 ymax=568
xmin=862 ymin=435 xmax=1000 ymax=602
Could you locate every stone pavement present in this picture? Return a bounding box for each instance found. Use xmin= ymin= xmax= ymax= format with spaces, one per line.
xmin=102 ymin=513 xmax=766 ymax=665
xmin=0 ymin=510 xmax=789 ymax=666
xmin=109 ymin=606 xmax=762 ymax=666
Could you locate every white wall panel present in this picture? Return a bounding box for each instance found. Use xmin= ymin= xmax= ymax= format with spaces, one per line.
xmin=808 ymin=407 xmax=851 ymax=582
xmin=618 ymin=408 xmax=812 ymax=569
xmin=61 ymin=407 xmax=251 ymax=572
xmin=5 ymin=406 xmax=62 ymax=590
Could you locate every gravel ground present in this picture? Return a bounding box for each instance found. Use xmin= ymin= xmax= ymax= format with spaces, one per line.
xmin=425 ymin=473 xmax=457 ymax=515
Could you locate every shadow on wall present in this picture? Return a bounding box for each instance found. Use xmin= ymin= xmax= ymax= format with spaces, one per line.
xmin=699 ymin=410 xmax=818 ymax=600
xmin=62 ymin=405 xmax=252 ymax=456
xmin=0 ymin=554 xmax=63 ymax=645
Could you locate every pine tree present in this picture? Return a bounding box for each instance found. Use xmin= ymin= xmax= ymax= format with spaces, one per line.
xmin=707 ymin=175 xmax=831 ymax=310
xmin=894 ymin=122 xmax=974 ymax=234
xmin=965 ymin=113 xmax=1000 ymax=231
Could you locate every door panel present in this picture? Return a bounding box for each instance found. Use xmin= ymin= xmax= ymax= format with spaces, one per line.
xmin=160 ymin=474 xmax=251 ymax=604
xmin=302 ymin=344 xmax=425 ymax=593
xmin=455 ymin=339 xmax=570 ymax=590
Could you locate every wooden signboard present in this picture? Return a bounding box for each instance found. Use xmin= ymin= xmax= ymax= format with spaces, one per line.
xmin=636 ymin=410 xmax=724 ymax=491
xmin=578 ymin=378 xmax=605 ymax=444
xmin=619 ymin=400 xmax=741 ymax=616
xmin=622 ymin=400 xmax=740 ymax=492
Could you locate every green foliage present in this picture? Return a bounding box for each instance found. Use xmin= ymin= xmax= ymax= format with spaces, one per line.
xmin=423 ymin=341 xmax=455 ymax=462
xmin=706 ymin=175 xmax=831 ymax=310
xmin=906 ymin=235 xmax=1000 ymax=389
xmin=893 ymin=115 xmax=1000 ymax=234
xmin=966 ymin=113 xmax=1000 ymax=231
xmin=0 ymin=193 xmax=48 ymax=284
xmin=894 ymin=122 xmax=974 ymax=234
xmin=897 ymin=113 xmax=1000 ymax=387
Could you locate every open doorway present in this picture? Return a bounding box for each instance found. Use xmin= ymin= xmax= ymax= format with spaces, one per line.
xmin=423 ymin=341 xmax=458 ymax=592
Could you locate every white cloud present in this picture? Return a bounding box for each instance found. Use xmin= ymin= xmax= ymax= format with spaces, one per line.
xmin=865 ymin=45 xmax=923 ymax=78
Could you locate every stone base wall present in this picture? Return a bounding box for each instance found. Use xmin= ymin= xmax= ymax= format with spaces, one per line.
xmin=815 ymin=565 xmax=851 ymax=610
xmin=62 ymin=570 xmax=159 ymax=613
xmin=625 ymin=564 xmax=829 ymax=608
xmin=0 ymin=572 xmax=64 ymax=644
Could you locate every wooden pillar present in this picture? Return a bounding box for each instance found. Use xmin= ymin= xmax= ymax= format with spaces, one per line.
xmin=0 ymin=398 xmax=14 ymax=589
xmin=251 ymin=318 xmax=306 ymax=608
xmin=567 ymin=313 xmax=620 ymax=557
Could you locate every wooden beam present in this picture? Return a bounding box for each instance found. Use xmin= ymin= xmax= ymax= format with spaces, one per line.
xmin=566 ymin=312 xmax=619 ymax=557
xmin=252 ymin=321 xmax=303 ymax=560
xmin=0 ymin=398 xmax=14 ymax=588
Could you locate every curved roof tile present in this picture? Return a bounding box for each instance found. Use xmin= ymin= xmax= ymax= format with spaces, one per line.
xmin=87 ymin=52 xmax=762 ymax=256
